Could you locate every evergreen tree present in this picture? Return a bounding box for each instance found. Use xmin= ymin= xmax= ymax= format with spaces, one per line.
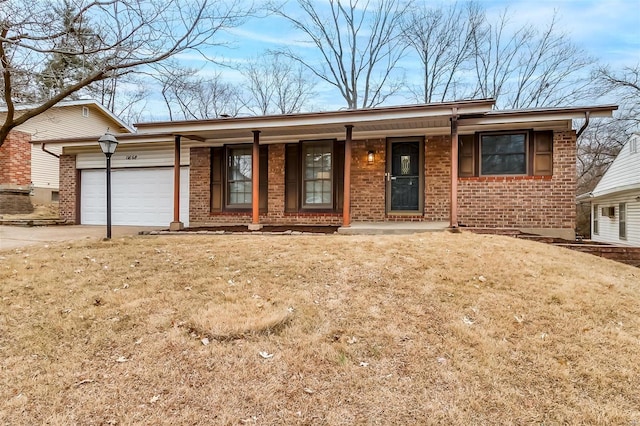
xmin=36 ymin=1 xmax=99 ymax=100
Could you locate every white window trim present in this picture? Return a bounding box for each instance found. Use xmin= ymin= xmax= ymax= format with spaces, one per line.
xmin=619 ymin=203 xmax=627 ymax=240
xmin=301 ymin=141 xmax=334 ymax=209
xmin=226 ymin=145 xmax=253 ymax=208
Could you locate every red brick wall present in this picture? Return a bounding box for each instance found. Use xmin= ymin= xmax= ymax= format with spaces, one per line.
xmin=457 ymin=131 xmax=576 ymax=230
xmin=351 ymin=139 xmax=386 ymax=221
xmin=189 ymin=145 xmax=344 ymax=226
xmin=267 ymin=144 xmax=285 ymax=220
xmin=425 ymin=135 xmax=451 ymax=221
xmin=0 ymin=130 xmax=32 ymax=187
xmin=59 ymin=154 xmax=77 ymax=223
xmin=186 ymin=130 xmax=575 ymax=231
xmin=54 ymin=129 xmax=577 ymax=233
xmin=189 ymin=147 xmax=211 ymax=225
xmin=266 ymin=144 xmax=343 ymax=225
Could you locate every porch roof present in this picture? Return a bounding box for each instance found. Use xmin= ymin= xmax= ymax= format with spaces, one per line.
xmin=41 ymin=99 xmax=617 ymax=150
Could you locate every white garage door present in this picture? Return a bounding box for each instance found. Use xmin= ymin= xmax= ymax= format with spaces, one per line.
xmin=81 ymin=167 xmax=189 ymax=226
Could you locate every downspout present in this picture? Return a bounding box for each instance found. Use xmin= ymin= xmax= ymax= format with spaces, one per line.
xmin=41 ymin=143 xmax=60 ymax=158
xmin=576 ymin=111 xmax=591 ymax=139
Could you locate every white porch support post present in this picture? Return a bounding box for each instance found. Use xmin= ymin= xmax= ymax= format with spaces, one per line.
xmin=450 ymin=109 xmax=459 ymax=229
xmin=343 ymin=125 xmax=353 ymax=227
xmin=170 ymin=135 xmax=184 ymax=231
xmin=249 ymin=130 xmax=262 ymax=231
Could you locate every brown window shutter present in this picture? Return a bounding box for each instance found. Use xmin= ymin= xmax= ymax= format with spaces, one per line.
xmin=259 ymin=145 xmax=268 ymax=212
xmin=285 ymin=144 xmax=299 ymax=212
xmin=210 ymin=147 xmax=223 ymax=212
xmin=334 ymin=140 xmax=345 ymax=212
xmin=533 ymin=131 xmax=553 ymax=175
xmin=458 ymin=134 xmax=475 ymax=176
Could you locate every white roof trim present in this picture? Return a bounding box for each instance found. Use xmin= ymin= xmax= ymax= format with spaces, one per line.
xmin=39 ymin=101 xmax=618 ymax=148
xmin=134 ymin=100 xmax=495 ymax=134
xmin=591 ymin=183 xmax=640 ymax=199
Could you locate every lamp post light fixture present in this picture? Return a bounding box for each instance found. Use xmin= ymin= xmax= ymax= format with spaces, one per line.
xmin=98 ymin=132 xmax=119 ymax=239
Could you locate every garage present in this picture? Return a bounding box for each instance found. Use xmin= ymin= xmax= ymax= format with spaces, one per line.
xmin=80 ymin=167 xmax=189 ymax=226
xmin=77 ymin=147 xmax=190 ymax=227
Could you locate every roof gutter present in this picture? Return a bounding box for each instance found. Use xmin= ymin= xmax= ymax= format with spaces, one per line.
xmin=576 ymin=111 xmax=591 ymax=139
xmin=576 ymin=192 xmax=593 ymax=203
xmin=41 ymin=143 xmax=60 ymax=158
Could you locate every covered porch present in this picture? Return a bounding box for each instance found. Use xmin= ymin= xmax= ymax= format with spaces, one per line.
xmin=144 ymin=100 xmax=497 ymax=231
xmin=50 ymin=100 xmax=616 ymax=238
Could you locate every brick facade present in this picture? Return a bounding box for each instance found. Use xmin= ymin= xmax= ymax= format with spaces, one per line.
xmin=189 ymin=145 xmax=344 ymax=226
xmin=59 ymin=130 xmax=577 ymax=235
xmin=189 ymin=147 xmax=211 ymax=224
xmin=59 ymin=154 xmax=78 ymax=223
xmin=183 ymin=131 xmax=577 ymax=232
xmin=0 ymin=130 xmax=32 ymax=188
xmin=351 ymin=139 xmax=386 ymax=221
xmin=425 ymin=135 xmax=451 ymax=222
xmin=457 ymin=131 xmax=577 ymax=232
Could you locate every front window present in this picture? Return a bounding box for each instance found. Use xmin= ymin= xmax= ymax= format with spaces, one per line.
xmin=481 ymin=133 xmax=527 ymax=175
xmin=619 ymin=203 xmax=626 ymax=239
xmin=593 ymin=204 xmax=599 ymax=235
xmin=227 ymin=147 xmax=252 ymax=206
xmin=302 ymin=142 xmax=333 ymax=208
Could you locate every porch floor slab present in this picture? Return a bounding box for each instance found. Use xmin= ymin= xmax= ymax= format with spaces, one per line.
xmin=338 ymin=221 xmax=450 ymax=235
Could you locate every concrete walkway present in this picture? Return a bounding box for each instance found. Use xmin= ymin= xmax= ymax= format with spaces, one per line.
xmin=0 ymin=225 xmax=162 ymax=250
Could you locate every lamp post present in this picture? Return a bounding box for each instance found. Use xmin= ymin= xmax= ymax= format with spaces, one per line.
xmin=98 ymin=132 xmax=119 ymax=239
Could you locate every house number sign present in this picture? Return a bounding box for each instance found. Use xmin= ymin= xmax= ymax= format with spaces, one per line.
xmin=125 ymin=154 xmax=138 ymax=160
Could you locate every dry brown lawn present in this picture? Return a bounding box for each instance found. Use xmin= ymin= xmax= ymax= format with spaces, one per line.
xmin=0 ymin=231 xmax=638 ymax=425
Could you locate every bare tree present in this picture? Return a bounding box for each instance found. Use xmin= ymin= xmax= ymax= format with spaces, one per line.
xmin=401 ymin=1 xmax=481 ymax=103
xmin=241 ymin=53 xmax=316 ymax=115
xmin=0 ymin=0 xmax=251 ymax=146
xmin=153 ymin=61 xmax=244 ymax=120
xmin=577 ymin=64 xmax=640 ymax=192
xmin=471 ymin=10 xmax=593 ymax=109
xmin=594 ymin=64 xmax=640 ymax=130
xmin=574 ymin=117 xmax=628 ymax=236
xmin=577 ymin=120 xmax=627 ymax=193
xmin=268 ymin=0 xmax=410 ymax=109
xmin=573 ymin=65 xmax=640 ymax=236
xmin=100 ymin=73 xmax=151 ymax=124
xmin=575 ymin=63 xmax=640 ymax=195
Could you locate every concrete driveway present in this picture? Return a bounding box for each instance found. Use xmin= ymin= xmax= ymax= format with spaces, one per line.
xmin=0 ymin=225 xmax=163 ymax=250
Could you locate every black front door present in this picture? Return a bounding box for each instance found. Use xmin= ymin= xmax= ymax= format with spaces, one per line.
xmin=388 ymin=141 xmax=421 ymax=211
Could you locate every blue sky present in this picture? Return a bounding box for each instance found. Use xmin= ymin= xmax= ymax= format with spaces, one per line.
xmin=138 ymin=0 xmax=640 ymax=119
xmin=481 ymin=0 xmax=640 ymax=66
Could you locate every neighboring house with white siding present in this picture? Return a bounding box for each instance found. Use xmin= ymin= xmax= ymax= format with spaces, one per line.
xmin=581 ymin=133 xmax=640 ymax=246
xmin=0 ymin=100 xmax=133 ymax=204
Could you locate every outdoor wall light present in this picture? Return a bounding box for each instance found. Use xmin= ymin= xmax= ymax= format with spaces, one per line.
xmin=98 ymin=132 xmax=119 ymax=239
xmin=367 ymin=150 xmax=375 ymax=164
